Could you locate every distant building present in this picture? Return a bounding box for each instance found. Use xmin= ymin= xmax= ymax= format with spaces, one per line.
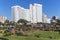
xmin=0 ymin=16 xmax=7 ymax=23
xmin=30 ymin=3 xmax=42 ymax=23
xmin=47 ymin=18 xmax=51 ymax=23
xmin=12 ymin=6 xmax=21 ymax=22
xmin=12 ymin=3 xmax=50 ymax=23
xmin=12 ymin=5 xmax=30 ymax=22
xmin=42 ymin=13 xmax=48 ymax=23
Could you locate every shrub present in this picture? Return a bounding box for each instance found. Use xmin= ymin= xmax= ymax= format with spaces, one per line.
xmin=35 ymin=34 xmax=40 ymax=38
xmin=16 ymin=32 xmax=24 ymax=36
xmin=3 ymin=33 xmax=11 ymax=36
xmin=0 ymin=30 xmax=3 ymax=33
xmin=0 ymin=37 xmax=9 ymax=40
xmin=48 ymin=36 xmax=53 ymax=39
xmin=3 ymin=30 xmax=11 ymax=36
xmin=24 ymin=34 xmax=28 ymax=36
xmin=4 ymin=30 xmax=9 ymax=33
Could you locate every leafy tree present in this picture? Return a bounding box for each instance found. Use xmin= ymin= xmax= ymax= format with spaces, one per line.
xmin=17 ymin=19 xmax=29 ymax=25
xmin=9 ymin=21 xmax=16 ymax=26
xmin=4 ymin=20 xmax=9 ymax=23
xmin=52 ymin=16 xmax=56 ymax=20
xmin=51 ymin=16 xmax=58 ymax=24
xmin=4 ymin=20 xmax=10 ymax=25
xmin=0 ymin=22 xmax=3 ymax=26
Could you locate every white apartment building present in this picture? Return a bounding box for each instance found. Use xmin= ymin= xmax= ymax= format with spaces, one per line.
xmin=12 ymin=3 xmax=50 ymax=23
xmin=29 ymin=3 xmax=42 ymax=23
xmin=12 ymin=5 xmax=30 ymax=22
xmin=42 ymin=13 xmax=48 ymax=23
xmin=12 ymin=6 xmax=20 ymax=22
xmin=0 ymin=16 xmax=7 ymax=23
xmin=24 ymin=9 xmax=30 ymax=21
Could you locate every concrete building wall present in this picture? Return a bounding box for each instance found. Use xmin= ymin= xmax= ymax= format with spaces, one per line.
xmin=24 ymin=9 xmax=30 ymax=21
xmin=0 ymin=16 xmax=7 ymax=23
xmin=12 ymin=5 xmax=30 ymax=22
xmin=12 ymin=6 xmax=20 ymax=22
xmin=29 ymin=3 xmax=42 ymax=23
xmin=34 ymin=3 xmax=42 ymax=23
xmin=42 ymin=13 xmax=48 ymax=23
xmin=32 ymin=5 xmax=37 ymax=23
xmin=29 ymin=4 xmax=33 ymax=23
xmin=47 ymin=18 xmax=51 ymax=23
xmin=12 ymin=3 xmax=50 ymax=23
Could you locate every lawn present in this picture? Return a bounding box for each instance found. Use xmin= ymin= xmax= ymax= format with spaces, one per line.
xmin=0 ymin=30 xmax=60 ymax=40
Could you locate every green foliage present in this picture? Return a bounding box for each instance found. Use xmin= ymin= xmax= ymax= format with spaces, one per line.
xmin=17 ymin=19 xmax=29 ymax=24
xmin=4 ymin=20 xmax=9 ymax=24
xmin=0 ymin=37 xmax=9 ymax=40
xmin=3 ymin=30 xmax=11 ymax=36
xmin=0 ymin=22 xmax=3 ymax=25
xmin=15 ymin=32 xmax=24 ymax=36
xmin=4 ymin=30 xmax=9 ymax=33
xmin=4 ymin=20 xmax=10 ymax=26
xmin=35 ymin=34 xmax=40 ymax=38
xmin=3 ymin=33 xmax=11 ymax=36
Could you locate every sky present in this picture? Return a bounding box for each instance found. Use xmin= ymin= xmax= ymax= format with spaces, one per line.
xmin=0 ymin=0 xmax=60 ymax=20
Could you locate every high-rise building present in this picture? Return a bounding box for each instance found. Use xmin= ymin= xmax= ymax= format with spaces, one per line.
xmin=29 ymin=3 xmax=42 ymax=23
xmin=24 ymin=9 xmax=30 ymax=21
xmin=12 ymin=5 xmax=20 ymax=22
xmin=34 ymin=3 xmax=42 ymax=23
xmin=12 ymin=3 xmax=49 ymax=23
xmin=0 ymin=16 xmax=7 ymax=23
xmin=12 ymin=5 xmax=30 ymax=22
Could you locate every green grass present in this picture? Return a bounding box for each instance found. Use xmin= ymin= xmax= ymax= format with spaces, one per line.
xmin=0 ymin=30 xmax=60 ymax=40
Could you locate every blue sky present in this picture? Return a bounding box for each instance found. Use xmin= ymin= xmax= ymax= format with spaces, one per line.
xmin=0 ymin=0 xmax=60 ymax=20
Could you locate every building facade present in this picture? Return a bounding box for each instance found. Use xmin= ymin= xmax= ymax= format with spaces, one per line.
xmin=47 ymin=18 xmax=51 ymax=23
xmin=0 ymin=16 xmax=7 ymax=23
xmin=12 ymin=6 xmax=20 ymax=22
xmin=29 ymin=3 xmax=42 ymax=23
xmin=42 ymin=13 xmax=48 ymax=23
xmin=12 ymin=3 xmax=50 ymax=23
xmin=12 ymin=5 xmax=30 ymax=22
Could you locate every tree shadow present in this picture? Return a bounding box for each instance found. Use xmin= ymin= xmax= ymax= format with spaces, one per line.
xmin=0 ymin=37 xmax=9 ymax=40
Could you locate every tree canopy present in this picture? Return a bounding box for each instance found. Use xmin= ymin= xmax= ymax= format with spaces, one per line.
xmin=17 ymin=19 xmax=29 ymax=24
